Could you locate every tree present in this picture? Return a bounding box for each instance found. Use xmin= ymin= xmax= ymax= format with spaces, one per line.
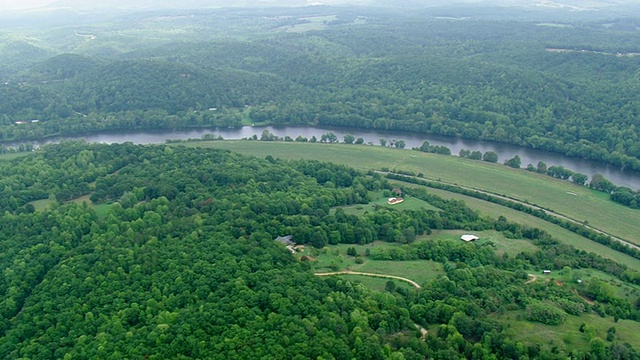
xmin=260 ymin=129 xmax=277 ymax=141
xmin=384 ymin=281 xmax=396 ymax=292
xmin=536 ymin=161 xmax=547 ymax=174
xmin=355 ymin=137 xmax=364 ymax=145
xmin=344 ymin=134 xmax=355 ymax=144
xmin=394 ymin=140 xmax=406 ymax=149
xmin=469 ymin=151 xmax=482 ymax=160
xmin=482 ymin=151 xmax=498 ymax=163
xmin=571 ymin=173 xmax=588 ymax=186
xmin=347 ymin=247 xmax=357 ymax=256
xmin=504 ymin=155 xmax=521 ymax=168
xmin=379 ymin=139 xmax=387 ymax=147
xmin=590 ymin=174 xmax=616 ymax=193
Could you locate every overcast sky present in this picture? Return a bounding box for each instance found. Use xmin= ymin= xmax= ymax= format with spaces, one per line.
xmin=0 ymin=0 xmax=53 ymax=10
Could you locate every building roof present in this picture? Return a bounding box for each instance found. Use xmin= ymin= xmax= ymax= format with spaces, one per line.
xmin=275 ymin=235 xmax=294 ymax=246
xmin=460 ymin=234 xmax=479 ymax=242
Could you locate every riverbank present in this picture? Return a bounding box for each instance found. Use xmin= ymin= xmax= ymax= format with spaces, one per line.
xmin=5 ymin=125 xmax=639 ymax=189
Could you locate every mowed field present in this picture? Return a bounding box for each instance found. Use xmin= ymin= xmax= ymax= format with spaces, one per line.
xmin=184 ymin=141 xmax=640 ymax=246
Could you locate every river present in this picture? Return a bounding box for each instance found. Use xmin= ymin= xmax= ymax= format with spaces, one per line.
xmin=24 ymin=125 xmax=640 ymax=190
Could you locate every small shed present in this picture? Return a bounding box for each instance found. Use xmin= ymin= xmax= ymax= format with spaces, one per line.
xmin=460 ymin=234 xmax=479 ymax=242
xmin=543 ymin=270 xmax=551 ymax=275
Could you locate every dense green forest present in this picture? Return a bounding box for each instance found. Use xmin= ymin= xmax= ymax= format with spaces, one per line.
xmin=0 ymin=142 xmax=639 ymax=359
xmin=1 ymin=6 xmax=640 ymax=172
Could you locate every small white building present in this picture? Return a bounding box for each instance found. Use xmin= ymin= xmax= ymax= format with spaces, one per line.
xmin=460 ymin=234 xmax=479 ymax=242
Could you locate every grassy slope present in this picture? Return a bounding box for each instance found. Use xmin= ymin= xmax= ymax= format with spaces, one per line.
xmin=185 ymin=141 xmax=639 ymax=246
xmin=426 ymin=229 xmax=539 ymax=257
xmin=500 ymin=311 xmax=640 ymax=351
xmin=301 ymin=242 xmax=444 ymax=286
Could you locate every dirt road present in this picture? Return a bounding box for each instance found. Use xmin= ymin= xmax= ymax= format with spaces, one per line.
xmin=314 ymin=271 xmax=421 ymax=289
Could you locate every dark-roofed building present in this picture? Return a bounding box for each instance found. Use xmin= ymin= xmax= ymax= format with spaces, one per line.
xmin=275 ymin=235 xmax=294 ymax=246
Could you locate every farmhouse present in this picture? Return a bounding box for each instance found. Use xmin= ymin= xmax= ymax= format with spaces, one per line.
xmin=460 ymin=234 xmax=479 ymax=242
xmin=387 ymin=197 xmax=404 ymax=205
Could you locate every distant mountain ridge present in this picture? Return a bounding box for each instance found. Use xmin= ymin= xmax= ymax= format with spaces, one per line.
xmin=35 ymin=0 xmax=640 ymax=11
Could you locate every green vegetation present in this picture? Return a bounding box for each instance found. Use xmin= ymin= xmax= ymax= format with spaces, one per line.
xmin=0 ymin=152 xmax=32 ymax=161
xmin=333 ymin=190 xmax=440 ymax=216
xmin=425 ymin=230 xmax=539 ymax=257
xmin=303 ymin=242 xmax=444 ymax=286
xmin=192 ymin=141 xmax=640 ymax=246
xmin=422 ymin=185 xmax=640 ymax=269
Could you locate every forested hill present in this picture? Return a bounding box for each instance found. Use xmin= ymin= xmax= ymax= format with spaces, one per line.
xmin=1 ymin=7 xmax=640 ymax=170
xmin=1 ymin=142 xmax=639 ymax=359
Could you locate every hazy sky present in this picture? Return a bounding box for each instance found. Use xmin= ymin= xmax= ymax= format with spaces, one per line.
xmin=0 ymin=0 xmax=53 ymax=10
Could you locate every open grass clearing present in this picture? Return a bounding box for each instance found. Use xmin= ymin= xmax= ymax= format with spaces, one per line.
xmin=333 ymin=190 xmax=440 ymax=216
xmin=29 ymin=198 xmax=53 ymax=211
xmin=28 ymin=193 xmax=111 ymax=218
xmin=301 ymin=242 xmax=444 ymax=288
xmin=326 ymin=274 xmax=413 ymax=293
xmin=423 ymin=229 xmax=539 ymax=257
xmin=69 ymin=194 xmax=112 ymax=218
xmin=188 ymin=141 xmax=640 ymax=246
xmin=568 ymin=268 xmax=640 ymax=303
xmin=498 ymin=311 xmax=640 ymax=351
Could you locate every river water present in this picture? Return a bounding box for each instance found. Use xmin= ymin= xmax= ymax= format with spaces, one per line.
xmin=28 ymin=125 xmax=640 ymax=190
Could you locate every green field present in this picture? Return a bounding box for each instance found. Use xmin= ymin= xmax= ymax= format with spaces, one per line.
xmin=499 ymin=311 xmax=640 ymax=351
xmin=185 ymin=141 xmax=640 ymax=246
xmin=425 ymin=229 xmax=539 ymax=256
xmin=325 ymin=274 xmax=414 ymax=293
xmin=333 ymin=190 xmax=440 ymax=216
xmin=302 ymin=242 xmax=444 ymax=287
xmin=28 ymin=194 xmax=112 ymax=218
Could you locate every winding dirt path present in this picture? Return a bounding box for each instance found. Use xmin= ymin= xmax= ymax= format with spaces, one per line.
xmin=314 ymin=271 xmax=421 ymax=289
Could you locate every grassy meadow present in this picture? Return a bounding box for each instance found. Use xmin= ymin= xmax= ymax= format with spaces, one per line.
xmin=425 ymin=229 xmax=539 ymax=257
xmin=332 ymin=189 xmax=440 ymax=216
xmin=300 ymin=242 xmax=445 ymax=287
xmin=499 ymin=311 xmax=640 ymax=351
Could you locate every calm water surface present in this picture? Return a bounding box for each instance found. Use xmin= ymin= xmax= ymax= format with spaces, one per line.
xmin=29 ymin=125 xmax=640 ymax=190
